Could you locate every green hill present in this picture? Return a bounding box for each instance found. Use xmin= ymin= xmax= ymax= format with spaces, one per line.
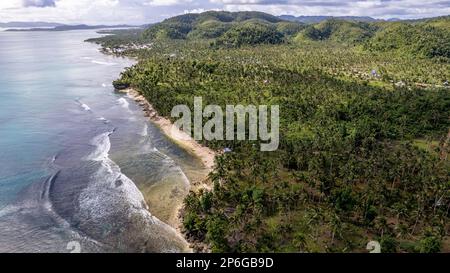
xmin=143 ymin=11 xmax=298 ymax=46
xmin=187 ymin=20 xmax=231 ymax=39
xmin=88 ymin=12 xmax=450 ymax=61
xmin=275 ymin=21 xmax=306 ymax=36
xmin=291 ymin=16 xmax=450 ymax=60
xmin=365 ymin=17 xmax=450 ymax=59
xmin=214 ymin=19 xmax=285 ymax=47
xmin=143 ymin=12 xmax=449 ymax=56
xmin=279 ymin=15 xmax=379 ymax=24
xmin=295 ymin=19 xmax=378 ymax=43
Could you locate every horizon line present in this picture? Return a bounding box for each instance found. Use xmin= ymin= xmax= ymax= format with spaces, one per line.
xmin=0 ymin=10 xmax=449 ymax=26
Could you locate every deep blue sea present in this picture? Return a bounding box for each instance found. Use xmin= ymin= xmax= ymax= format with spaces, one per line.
xmin=0 ymin=30 xmax=204 ymax=252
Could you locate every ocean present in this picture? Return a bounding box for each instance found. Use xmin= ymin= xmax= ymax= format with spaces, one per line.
xmin=0 ymin=30 xmax=204 ymax=252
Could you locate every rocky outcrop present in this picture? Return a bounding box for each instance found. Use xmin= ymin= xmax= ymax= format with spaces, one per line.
xmin=113 ymin=80 xmax=130 ymax=90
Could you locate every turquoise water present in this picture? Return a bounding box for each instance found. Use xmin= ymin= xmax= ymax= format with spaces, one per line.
xmin=0 ymin=31 xmax=116 ymax=207
xmin=0 ymin=30 xmax=202 ymax=252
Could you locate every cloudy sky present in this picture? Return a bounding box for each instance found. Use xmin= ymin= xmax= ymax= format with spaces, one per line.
xmin=0 ymin=0 xmax=449 ymax=25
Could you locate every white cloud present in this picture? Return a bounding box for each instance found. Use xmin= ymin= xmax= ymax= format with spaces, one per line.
xmin=0 ymin=0 xmax=136 ymax=24
xmin=0 ymin=0 xmax=22 ymax=10
xmin=184 ymin=7 xmax=221 ymax=13
xmin=0 ymin=0 xmax=448 ymax=24
xmin=144 ymin=0 xmax=193 ymax=6
xmin=217 ymin=0 xmax=450 ymax=19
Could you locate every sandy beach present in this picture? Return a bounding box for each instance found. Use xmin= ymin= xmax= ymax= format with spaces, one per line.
xmin=120 ymin=88 xmax=216 ymax=173
xmin=117 ymin=88 xmax=216 ymax=251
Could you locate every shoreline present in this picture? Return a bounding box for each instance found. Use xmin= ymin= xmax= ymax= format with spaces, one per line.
xmin=120 ymin=88 xmax=216 ymax=173
xmin=118 ymin=87 xmax=215 ymax=252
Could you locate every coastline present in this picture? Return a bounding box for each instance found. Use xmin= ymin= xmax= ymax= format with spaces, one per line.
xmin=119 ymin=88 xmax=216 ymax=173
xmin=117 ymin=87 xmax=215 ymax=252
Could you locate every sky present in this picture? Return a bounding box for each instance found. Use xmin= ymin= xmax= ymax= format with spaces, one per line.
xmin=0 ymin=0 xmax=449 ymax=25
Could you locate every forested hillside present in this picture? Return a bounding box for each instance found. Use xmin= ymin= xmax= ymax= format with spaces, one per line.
xmin=134 ymin=12 xmax=450 ymax=59
xmin=90 ymin=11 xmax=450 ymax=253
xmin=295 ymin=19 xmax=378 ymax=43
xmin=143 ymin=11 xmax=283 ymax=40
xmin=365 ymin=18 xmax=450 ymax=59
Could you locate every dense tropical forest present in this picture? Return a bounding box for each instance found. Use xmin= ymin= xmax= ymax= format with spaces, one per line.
xmin=89 ymin=11 xmax=450 ymax=253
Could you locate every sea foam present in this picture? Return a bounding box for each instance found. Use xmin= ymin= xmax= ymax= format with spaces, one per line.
xmin=91 ymin=60 xmax=117 ymax=66
xmin=81 ymin=131 xmax=190 ymax=252
xmin=117 ymin=98 xmax=130 ymax=109
xmin=75 ymin=100 xmax=91 ymax=112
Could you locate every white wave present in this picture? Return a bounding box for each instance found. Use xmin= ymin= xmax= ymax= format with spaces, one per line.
xmin=140 ymin=123 xmax=148 ymax=137
xmin=91 ymin=60 xmax=117 ymax=66
xmin=86 ymin=131 xmax=112 ymax=162
xmin=82 ymin=131 xmax=190 ymax=252
xmin=75 ymin=100 xmax=91 ymax=111
xmin=81 ymin=104 xmax=91 ymax=111
xmin=150 ymin=148 xmax=190 ymax=187
xmin=85 ymin=131 xmax=148 ymax=208
xmin=117 ymin=97 xmax=131 ymax=112
xmin=51 ymin=153 xmax=59 ymax=164
xmin=86 ymin=131 xmax=155 ymax=207
xmin=0 ymin=172 xmax=107 ymax=252
xmin=0 ymin=205 xmax=22 ymax=218
xmin=97 ymin=117 xmax=109 ymax=124
xmin=101 ymin=83 xmax=111 ymax=88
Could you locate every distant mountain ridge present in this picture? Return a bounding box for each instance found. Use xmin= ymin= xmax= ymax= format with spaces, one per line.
xmin=4 ymin=24 xmax=140 ymax=32
xmin=0 ymin=21 xmax=65 ymax=28
xmin=143 ymin=11 xmax=284 ymax=40
xmin=278 ymin=15 xmax=449 ymax=24
xmin=137 ymin=11 xmax=450 ymax=59
xmin=279 ymin=15 xmax=380 ymax=23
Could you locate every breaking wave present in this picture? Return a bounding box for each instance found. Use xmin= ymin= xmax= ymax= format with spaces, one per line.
xmin=79 ymin=130 xmax=191 ymax=252
xmin=75 ymin=99 xmax=91 ymax=112
xmin=91 ymin=60 xmax=117 ymax=66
